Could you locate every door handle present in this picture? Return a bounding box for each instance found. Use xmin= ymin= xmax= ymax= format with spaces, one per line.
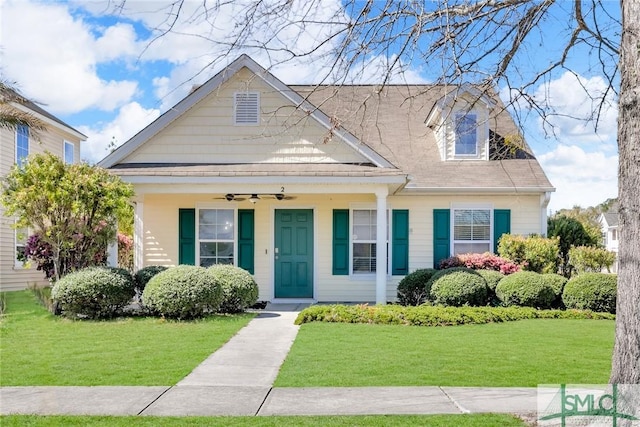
xmin=275 ymin=247 xmax=279 ymax=254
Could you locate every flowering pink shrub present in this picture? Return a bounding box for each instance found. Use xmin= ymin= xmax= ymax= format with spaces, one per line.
xmin=438 ymin=252 xmax=521 ymax=275
xmin=117 ymin=233 xmax=134 ymax=272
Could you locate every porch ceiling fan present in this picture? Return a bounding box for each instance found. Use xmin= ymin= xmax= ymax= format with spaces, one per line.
xmin=213 ymin=193 xmax=297 ymax=203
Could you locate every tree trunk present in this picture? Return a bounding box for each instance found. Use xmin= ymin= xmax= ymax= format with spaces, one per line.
xmin=610 ymin=0 xmax=640 ymax=384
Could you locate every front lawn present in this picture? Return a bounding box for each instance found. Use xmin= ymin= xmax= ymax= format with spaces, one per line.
xmin=0 ymin=291 xmax=254 ymax=386
xmin=275 ymin=319 xmax=614 ymax=387
xmin=0 ymin=414 xmax=528 ymax=427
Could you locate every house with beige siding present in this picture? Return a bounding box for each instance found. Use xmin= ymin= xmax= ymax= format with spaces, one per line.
xmin=99 ymin=55 xmax=554 ymax=304
xmin=0 ymin=88 xmax=86 ymax=290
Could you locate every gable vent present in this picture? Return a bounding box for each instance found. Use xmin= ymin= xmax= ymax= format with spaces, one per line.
xmin=234 ymin=92 xmax=259 ymax=125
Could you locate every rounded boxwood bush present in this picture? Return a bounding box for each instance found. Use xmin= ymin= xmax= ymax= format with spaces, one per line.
xmin=142 ymin=265 xmax=223 ymax=319
xmin=495 ymin=271 xmax=555 ymax=308
xmin=396 ymin=268 xmax=437 ymax=306
xmin=428 ymin=268 xmax=488 ymax=306
xmin=134 ymin=265 xmax=169 ymax=292
xmin=51 ymin=267 xmax=136 ymax=319
xmin=208 ymin=264 xmax=259 ymax=313
xmin=563 ymin=273 xmax=617 ymax=313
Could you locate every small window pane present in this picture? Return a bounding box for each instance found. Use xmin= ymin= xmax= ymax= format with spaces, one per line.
xmin=353 ymin=243 xmax=376 ymax=274
xmin=198 ymin=209 xmax=235 ymax=267
xmin=64 ymin=141 xmax=74 ymax=164
xmin=453 ymin=208 xmax=491 ymax=252
xmin=455 ymin=113 xmax=477 ymax=155
xmin=16 ymin=125 xmax=29 ymax=167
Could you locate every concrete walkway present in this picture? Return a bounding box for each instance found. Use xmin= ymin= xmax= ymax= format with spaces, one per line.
xmin=0 ymin=303 xmax=539 ymax=418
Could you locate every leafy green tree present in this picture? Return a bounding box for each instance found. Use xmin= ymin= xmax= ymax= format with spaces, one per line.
xmin=1 ymin=152 xmax=134 ymax=281
xmin=548 ymin=215 xmax=599 ymax=277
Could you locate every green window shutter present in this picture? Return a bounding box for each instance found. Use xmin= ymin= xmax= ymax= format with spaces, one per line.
xmin=178 ymin=208 xmax=195 ymax=265
xmin=493 ymin=209 xmax=511 ymax=254
xmin=238 ymin=209 xmax=255 ymax=274
xmin=333 ymin=209 xmax=349 ymax=275
xmin=433 ymin=209 xmax=450 ymax=268
xmin=392 ymin=209 xmax=409 ymax=275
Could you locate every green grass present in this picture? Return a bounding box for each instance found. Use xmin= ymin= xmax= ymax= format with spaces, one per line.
xmin=275 ymin=319 xmax=614 ymax=387
xmin=0 ymin=414 xmax=527 ymax=426
xmin=0 ymin=291 xmax=254 ymax=386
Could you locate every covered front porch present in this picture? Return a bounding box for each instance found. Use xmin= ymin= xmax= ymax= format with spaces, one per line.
xmin=124 ymin=172 xmax=408 ymax=305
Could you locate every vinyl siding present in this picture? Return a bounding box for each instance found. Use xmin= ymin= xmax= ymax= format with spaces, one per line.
xmin=123 ymin=68 xmax=368 ymax=165
xmin=138 ymin=191 xmax=543 ymax=302
xmin=0 ymin=124 xmax=83 ymax=291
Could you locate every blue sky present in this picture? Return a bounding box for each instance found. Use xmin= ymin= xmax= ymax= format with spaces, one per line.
xmin=0 ymin=0 xmax=618 ymax=212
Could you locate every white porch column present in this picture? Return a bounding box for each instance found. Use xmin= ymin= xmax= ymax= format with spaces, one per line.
xmin=375 ymin=188 xmax=388 ymax=305
xmin=107 ymin=238 xmax=118 ymax=267
xmin=107 ymin=218 xmax=118 ymax=267
xmin=133 ymin=201 xmax=144 ymax=271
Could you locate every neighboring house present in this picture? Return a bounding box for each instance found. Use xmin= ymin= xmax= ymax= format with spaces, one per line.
xmin=0 ymin=88 xmax=86 ymax=291
xmin=99 ymin=55 xmax=554 ymax=304
xmin=600 ymin=205 xmax=619 ymax=273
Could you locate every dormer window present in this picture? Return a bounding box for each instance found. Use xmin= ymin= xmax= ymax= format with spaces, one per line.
xmin=454 ymin=113 xmax=477 ymax=156
xmin=234 ymin=92 xmax=259 ymax=125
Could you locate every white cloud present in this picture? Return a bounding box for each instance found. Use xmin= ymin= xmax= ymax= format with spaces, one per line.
xmin=539 ymin=144 xmax=618 ymax=211
xmin=1 ymin=0 xmax=139 ymax=114
xmin=79 ymin=102 xmax=160 ymax=164
xmin=534 ymin=72 xmax=618 ymax=145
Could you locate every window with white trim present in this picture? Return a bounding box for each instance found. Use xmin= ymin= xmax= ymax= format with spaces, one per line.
xmin=198 ymin=209 xmax=234 ymax=266
xmin=453 ymin=208 xmax=491 ymax=254
xmin=454 ymin=113 xmax=477 ymax=155
xmin=15 ymin=225 xmax=29 ymax=267
xmin=352 ymin=210 xmax=377 ymax=274
xmin=16 ymin=124 xmax=29 ymax=167
xmin=234 ymin=92 xmax=259 ymax=125
xmin=64 ymin=141 xmax=74 ymax=164
xmin=351 ymin=209 xmax=390 ymax=275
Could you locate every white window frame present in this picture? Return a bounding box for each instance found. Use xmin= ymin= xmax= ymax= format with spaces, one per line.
xmin=64 ymin=140 xmax=75 ymax=164
xmin=454 ymin=112 xmax=478 ymax=156
xmin=234 ymin=92 xmax=260 ymax=125
xmin=349 ymin=205 xmax=391 ymax=277
xmin=451 ymin=204 xmax=493 ymax=255
xmin=16 ymin=124 xmax=29 ymax=167
xmin=196 ymin=206 xmax=237 ymax=267
xmin=14 ymin=222 xmax=29 ymax=268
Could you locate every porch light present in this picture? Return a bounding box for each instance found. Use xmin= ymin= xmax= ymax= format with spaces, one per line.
xmin=249 ymin=194 xmax=260 ymax=204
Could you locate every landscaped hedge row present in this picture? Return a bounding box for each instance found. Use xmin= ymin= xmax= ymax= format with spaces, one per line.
xmin=295 ymin=304 xmax=614 ymax=326
xmin=51 ymin=264 xmax=259 ymax=320
xmin=396 ymin=266 xmax=616 ymax=313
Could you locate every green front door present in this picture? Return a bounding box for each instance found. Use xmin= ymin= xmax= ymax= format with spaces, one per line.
xmin=275 ymin=209 xmax=314 ymax=298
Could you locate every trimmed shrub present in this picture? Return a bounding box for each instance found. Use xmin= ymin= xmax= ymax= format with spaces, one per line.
xmin=208 ymin=264 xmax=259 ymax=313
xmin=542 ymin=273 xmax=568 ymax=308
xmin=495 ymin=271 xmax=555 ymax=308
xmin=51 ymin=267 xmax=136 ymax=319
xmin=295 ymin=304 xmax=615 ymax=326
xmin=563 ymin=273 xmax=617 ymax=314
xmin=134 ymin=266 xmax=169 ymax=292
xmin=428 ymin=267 xmax=488 ymax=306
xmin=142 ymin=265 xmax=223 ymax=319
xmin=438 ymin=252 xmax=520 ymax=274
xmin=396 ymin=268 xmax=437 ymax=306
xmin=569 ymin=246 xmax=616 ymax=274
xmin=498 ymin=234 xmax=559 ymax=274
